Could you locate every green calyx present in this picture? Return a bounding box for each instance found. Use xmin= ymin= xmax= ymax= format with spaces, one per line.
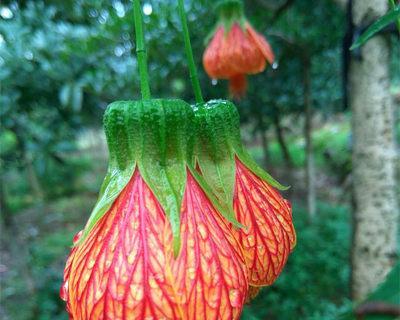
xmin=79 ymin=99 xmax=194 ymax=255
xmin=216 ymin=0 xmax=246 ymax=33
xmin=192 ymin=99 xmax=288 ymax=215
xmin=204 ymin=0 xmax=246 ymax=44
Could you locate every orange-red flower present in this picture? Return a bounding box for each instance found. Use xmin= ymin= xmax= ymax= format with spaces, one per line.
xmin=233 ymin=158 xmax=296 ymax=286
xmin=60 ymin=100 xmax=249 ymax=319
xmin=203 ymin=1 xmax=274 ymax=98
xmin=61 ymin=171 xmax=248 ymax=320
xmin=192 ymin=100 xmax=296 ymax=290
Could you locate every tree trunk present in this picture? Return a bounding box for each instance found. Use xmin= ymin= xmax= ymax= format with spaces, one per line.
xmin=303 ymin=56 xmax=316 ymax=221
xmin=350 ymin=0 xmax=399 ymax=301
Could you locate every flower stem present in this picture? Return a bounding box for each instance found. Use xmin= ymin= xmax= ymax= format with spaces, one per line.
xmin=133 ymin=0 xmax=151 ymax=100
xmin=178 ymin=0 xmax=204 ymax=103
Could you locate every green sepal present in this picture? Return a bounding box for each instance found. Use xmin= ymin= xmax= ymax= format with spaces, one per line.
xmin=204 ymin=0 xmax=246 ymax=45
xmin=77 ymin=99 xmax=194 ymax=256
xmin=192 ymin=99 xmax=288 ymax=216
xmin=137 ymin=99 xmax=194 ymax=256
xmin=193 ymin=101 xmax=237 ymax=215
xmin=187 ymin=164 xmax=243 ymax=229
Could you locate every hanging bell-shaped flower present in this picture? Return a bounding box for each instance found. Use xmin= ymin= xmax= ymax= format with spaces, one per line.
xmin=192 ymin=100 xmax=296 ymax=289
xmin=60 ymin=99 xmax=248 ymax=319
xmin=203 ymin=0 xmax=275 ymax=98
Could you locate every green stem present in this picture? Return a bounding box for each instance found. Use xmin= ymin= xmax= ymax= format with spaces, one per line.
xmin=178 ymin=0 xmax=204 ymax=103
xmin=133 ymin=0 xmax=151 ymax=100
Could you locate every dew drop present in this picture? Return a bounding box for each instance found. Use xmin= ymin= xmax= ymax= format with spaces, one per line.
xmin=142 ymin=3 xmax=152 ymax=16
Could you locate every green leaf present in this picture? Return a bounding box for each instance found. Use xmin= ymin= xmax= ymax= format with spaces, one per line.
xmin=350 ymin=6 xmax=400 ymax=50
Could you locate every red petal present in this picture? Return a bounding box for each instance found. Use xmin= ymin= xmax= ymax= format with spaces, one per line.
xmin=229 ymin=74 xmax=247 ymax=99
xmin=203 ymin=26 xmax=236 ymax=78
xmin=246 ymin=23 xmax=275 ymax=65
xmin=63 ymin=171 xmax=180 ymax=319
xmin=62 ymin=170 xmax=248 ymax=319
xmin=225 ymin=23 xmax=266 ymax=75
xmin=203 ymin=23 xmax=267 ymax=79
xmin=233 ymin=158 xmax=296 ymax=286
xmin=172 ymin=171 xmax=248 ymax=320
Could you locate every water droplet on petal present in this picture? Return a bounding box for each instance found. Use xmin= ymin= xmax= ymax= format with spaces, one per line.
xmin=272 ymin=62 xmax=278 ymax=69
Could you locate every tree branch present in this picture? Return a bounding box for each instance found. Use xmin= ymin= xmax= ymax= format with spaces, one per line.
xmin=355 ymin=302 xmax=400 ymax=319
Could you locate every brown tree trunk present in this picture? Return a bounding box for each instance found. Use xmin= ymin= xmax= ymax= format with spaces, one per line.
xmin=350 ymin=0 xmax=399 ymax=301
xmin=303 ymin=56 xmax=316 ymax=221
